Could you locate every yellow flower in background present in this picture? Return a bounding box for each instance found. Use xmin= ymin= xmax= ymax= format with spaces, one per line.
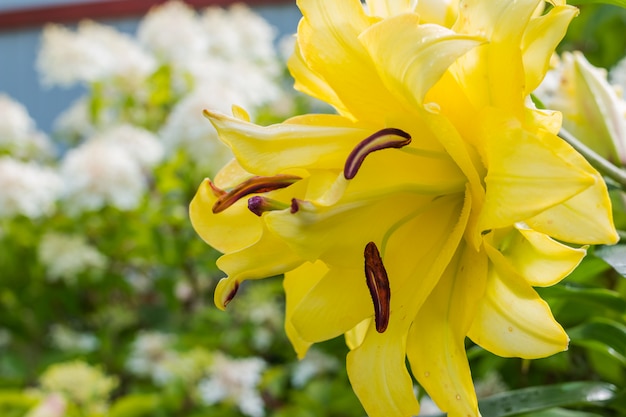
xmin=190 ymin=0 xmax=619 ymax=416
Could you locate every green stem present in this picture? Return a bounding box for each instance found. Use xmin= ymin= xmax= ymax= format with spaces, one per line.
xmin=559 ymin=128 xmax=626 ymax=190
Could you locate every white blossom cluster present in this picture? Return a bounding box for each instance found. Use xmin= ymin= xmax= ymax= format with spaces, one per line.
xmin=59 ymin=125 xmax=163 ymax=213
xmin=125 ymin=331 xmax=178 ymax=381
xmin=197 ymin=352 xmax=267 ymax=417
xmin=49 ymin=324 xmax=99 ymax=353
xmin=38 ymin=233 xmax=107 ymax=283
xmin=0 ymin=156 xmax=62 ymax=219
xmin=0 ymin=94 xmax=55 ymax=161
xmin=37 ymin=0 xmax=287 ymax=176
xmin=37 ymin=20 xmax=156 ymax=88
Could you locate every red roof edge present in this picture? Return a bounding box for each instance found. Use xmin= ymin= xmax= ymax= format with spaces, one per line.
xmin=0 ymin=0 xmax=291 ymax=32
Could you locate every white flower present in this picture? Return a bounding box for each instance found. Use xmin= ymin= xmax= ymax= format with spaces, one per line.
xmin=25 ymin=393 xmax=67 ymax=417
xmin=38 ymin=233 xmax=107 ymax=283
xmin=610 ymin=55 xmax=626 ymax=95
xmin=291 ymin=348 xmax=339 ymax=388
xmin=39 ymin=361 xmax=117 ymax=413
xmin=137 ymin=0 xmax=207 ymax=65
xmin=0 ymin=94 xmax=55 ymax=160
xmin=159 ymin=90 xmax=233 ymax=174
xmin=93 ymin=125 xmax=164 ymax=170
xmin=0 ymin=157 xmax=62 ymax=219
xmin=126 ymin=332 xmax=176 ymax=380
xmin=38 ymin=20 xmax=156 ymax=88
xmin=53 ymin=97 xmax=96 ymax=140
xmin=60 ymin=139 xmax=147 ymax=213
xmin=197 ymin=352 xmax=266 ymax=417
xmin=201 ymin=4 xmax=277 ymax=64
xmin=49 ymin=324 xmax=99 ymax=353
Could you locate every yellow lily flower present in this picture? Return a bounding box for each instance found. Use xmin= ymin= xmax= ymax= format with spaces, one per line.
xmin=190 ymin=1 xmax=618 ymax=416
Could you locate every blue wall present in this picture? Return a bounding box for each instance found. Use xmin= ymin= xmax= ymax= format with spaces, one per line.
xmin=0 ymin=2 xmax=301 ymax=133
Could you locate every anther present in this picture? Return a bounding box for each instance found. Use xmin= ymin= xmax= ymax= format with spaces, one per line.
xmin=247 ymin=196 xmax=289 ymax=216
xmin=212 ymin=174 xmax=301 ymax=214
xmin=224 ymin=281 xmax=240 ymax=307
xmin=364 ymin=241 xmax=391 ymax=333
xmin=344 ymin=128 xmax=411 ymax=180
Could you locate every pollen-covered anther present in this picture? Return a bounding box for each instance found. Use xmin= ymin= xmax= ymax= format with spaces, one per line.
xmin=247 ymin=196 xmax=289 ymax=217
xmin=344 ymin=128 xmax=411 ymax=180
xmin=212 ymin=174 xmax=302 ymax=214
xmin=364 ymin=241 xmax=391 ymax=333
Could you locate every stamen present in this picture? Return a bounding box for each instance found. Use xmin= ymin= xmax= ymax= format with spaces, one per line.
xmin=224 ymin=281 xmax=240 ymax=307
xmin=344 ymin=128 xmax=411 ymax=180
xmin=212 ymin=174 xmax=301 ymax=214
xmin=364 ymin=241 xmax=391 ymax=333
xmin=247 ymin=196 xmax=289 ymax=216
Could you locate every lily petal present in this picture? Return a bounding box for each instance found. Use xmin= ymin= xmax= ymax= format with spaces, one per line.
xmin=205 ymin=110 xmax=370 ymax=175
xmin=366 ymin=0 xmax=417 ymax=17
xmin=501 ymin=224 xmax=587 ymax=287
xmin=291 ymin=264 xmax=373 ymax=344
xmin=284 ymin=261 xmax=328 ymax=358
xmin=214 ymin=226 xmax=303 ymax=310
xmin=522 ymin=5 xmax=578 ymax=94
xmin=408 ymin=242 xmax=487 ymax=417
xmin=190 ymin=178 xmax=262 ymax=254
xmin=468 ymin=243 xmax=569 ymax=358
xmin=359 ymin=13 xmax=484 ymax=108
xmin=296 ymin=0 xmax=402 ymax=122
xmin=479 ymin=111 xmax=596 ymax=231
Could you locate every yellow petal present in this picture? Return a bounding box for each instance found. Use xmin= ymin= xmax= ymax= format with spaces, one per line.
xmin=284 ymin=261 xmax=327 ymax=358
xmin=205 ymin=110 xmax=372 ymax=175
xmin=345 ymin=318 xmax=371 ymax=350
xmin=479 ymin=111 xmax=596 ymax=231
xmin=287 ymin=34 xmax=350 ymax=116
xmin=408 ymin=242 xmax=487 ymax=417
xmin=453 ymin=0 xmax=541 ymax=113
xmin=291 ymin=265 xmax=372 ymax=343
xmin=214 ymin=226 xmax=303 ymax=309
xmin=522 ymin=5 xmax=578 ymax=94
xmin=346 ymin=191 xmax=471 ymax=417
xmin=501 ymin=224 xmax=587 ymax=287
xmin=189 ymin=178 xmax=262 ymax=254
xmin=366 ymin=0 xmax=417 ymax=17
xmin=296 ymin=0 xmax=403 ymax=122
xmin=525 ymin=121 xmax=619 ymax=245
xmin=347 ymin=322 xmax=420 ymax=417
xmin=359 ymin=13 xmax=484 ymax=108
xmin=265 ymin=192 xmax=434 ymax=266
xmin=468 ymin=243 xmax=569 ymax=358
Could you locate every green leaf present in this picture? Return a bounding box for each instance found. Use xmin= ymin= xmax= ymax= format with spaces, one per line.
xmin=478 ymin=381 xmax=619 ymax=417
xmin=512 ymin=407 xmax=605 ymax=417
xmin=568 ymin=319 xmax=626 ymax=366
xmin=594 ymin=245 xmax=626 ymax=277
xmin=537 ymin=284 xmax=626 ymax=314
xmin=568 ymin=0 xmax=626 ymax=6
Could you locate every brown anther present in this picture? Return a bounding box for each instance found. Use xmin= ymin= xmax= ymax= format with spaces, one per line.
xmin=247 ymin=196 xmax=289 ymax=217
xmin=212 ymin=174 xmax=301 ymax=214
xmin=364 ymin=242 xmax=391 ymax=333
xmin=224 ymin=281 xmax=240 ymax=307
xmin=344 ymin=128 xmax=411 ymax=180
